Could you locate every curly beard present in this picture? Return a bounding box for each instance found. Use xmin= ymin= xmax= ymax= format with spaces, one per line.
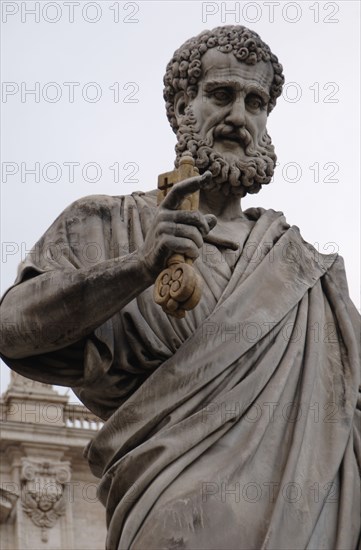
xmin=175 ymin=107 xmax=277 ymax=198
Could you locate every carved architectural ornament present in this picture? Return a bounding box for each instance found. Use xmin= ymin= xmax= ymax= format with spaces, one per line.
xmin=20 ymin=458 xmax=71 ymax=542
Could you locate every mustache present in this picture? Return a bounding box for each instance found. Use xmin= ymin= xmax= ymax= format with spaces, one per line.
xmin=213 ymin=124 xmax=253 ymax=148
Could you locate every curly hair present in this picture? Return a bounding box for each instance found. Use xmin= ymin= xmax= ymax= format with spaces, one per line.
xmin=164 ymin=25 xmax=285 ymax=133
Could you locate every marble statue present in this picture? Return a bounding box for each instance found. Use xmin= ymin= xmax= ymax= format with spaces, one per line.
xmin=1 ymin=26 xmax=360 ymax=549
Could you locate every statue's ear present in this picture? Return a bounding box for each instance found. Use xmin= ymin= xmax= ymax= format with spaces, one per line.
xmin=174 ymin=91 xmax=189 ymax=124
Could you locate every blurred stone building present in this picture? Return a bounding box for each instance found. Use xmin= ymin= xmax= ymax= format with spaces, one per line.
xmin=0 ymin=373 xmax=106 ymax=550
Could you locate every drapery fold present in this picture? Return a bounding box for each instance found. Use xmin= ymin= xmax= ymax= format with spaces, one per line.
xmin=1 ymin=192 xmax=360 ymax=549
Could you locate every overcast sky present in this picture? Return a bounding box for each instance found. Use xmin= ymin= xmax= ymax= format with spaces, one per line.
xmin=1 ymin=0 xmax=360 ymax=398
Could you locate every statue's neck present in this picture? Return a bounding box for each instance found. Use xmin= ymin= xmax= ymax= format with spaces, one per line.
xmin=199 ymin=188 xmax=244 ymax=221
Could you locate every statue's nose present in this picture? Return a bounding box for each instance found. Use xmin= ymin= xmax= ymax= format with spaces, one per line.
xmin=224 ymin=98 xmax=246 ymax=128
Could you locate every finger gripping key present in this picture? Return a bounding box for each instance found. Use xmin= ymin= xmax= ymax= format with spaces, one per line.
xmin=153 ymin=155 xmax=202 ymax=318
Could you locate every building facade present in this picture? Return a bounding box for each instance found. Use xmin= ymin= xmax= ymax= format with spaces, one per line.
xmin=0 ymin=373 xmax=107 ymax=550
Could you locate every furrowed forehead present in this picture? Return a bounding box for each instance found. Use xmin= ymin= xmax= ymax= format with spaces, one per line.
xmin=201 ymin=49 xmax=274 ymax=91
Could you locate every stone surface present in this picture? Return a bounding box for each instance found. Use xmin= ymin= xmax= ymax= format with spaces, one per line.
xmin=0 ymin=25 xmax=360 ymax=549
xmin=0 ymin=373 xmax=106 ymax=550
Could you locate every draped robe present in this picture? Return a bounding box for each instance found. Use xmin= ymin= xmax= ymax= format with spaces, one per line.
xmin=1 ymin=191 xmax=360 ymax=549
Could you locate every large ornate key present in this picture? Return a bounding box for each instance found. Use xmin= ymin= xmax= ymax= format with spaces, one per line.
xmin=154 ymin=154 xmax=202 ymax=318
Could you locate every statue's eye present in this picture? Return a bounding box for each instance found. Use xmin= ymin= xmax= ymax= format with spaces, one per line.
xmin=211 ymin=89 xmax=232 ymax=102
xmin=246 ymin=94 xmax=264 ymax=111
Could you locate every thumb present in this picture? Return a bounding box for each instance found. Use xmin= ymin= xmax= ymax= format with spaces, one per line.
xmin=205 ymin=214 xmax=217 ymax=231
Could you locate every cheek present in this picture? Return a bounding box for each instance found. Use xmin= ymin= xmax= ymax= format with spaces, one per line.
xmin=198 ymin=107 xmax=230 ymax=132
xmin=247 ymin=112 xmax=267 ymax=134
xmin=191 ymin=98 xmax=228 ymax=131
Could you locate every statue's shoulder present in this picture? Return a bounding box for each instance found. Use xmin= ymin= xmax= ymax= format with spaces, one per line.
xmin=59 ymin=190 xmax=158 ymax=221
xmin=63 ymin=194 xmax=124 ymax=216
xmin=244 ymin=206 xmax=341 ymax=278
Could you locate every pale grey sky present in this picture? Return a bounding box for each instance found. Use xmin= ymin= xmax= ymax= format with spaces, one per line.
xmin=1 ymin=0 xmax=360 ymax=397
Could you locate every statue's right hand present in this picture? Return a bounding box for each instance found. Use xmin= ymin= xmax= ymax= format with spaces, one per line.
xmin=139 ymin=171 xmax=217 ymax=276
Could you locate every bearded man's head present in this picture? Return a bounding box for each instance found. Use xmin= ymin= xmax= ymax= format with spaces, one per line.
xmin=163 ymin=26 xmax=285 ymax=197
